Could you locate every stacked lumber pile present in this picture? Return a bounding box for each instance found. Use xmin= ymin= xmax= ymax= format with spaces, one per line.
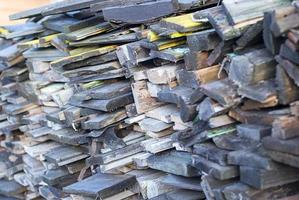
xmin=1 ymin=0 xmax=299 ymax=200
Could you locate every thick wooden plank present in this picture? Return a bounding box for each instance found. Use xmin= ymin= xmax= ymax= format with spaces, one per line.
xmin=200 ymin=79 xmax=240 ymax=107
xmin=229 ymin=49 xmax=276 ymax=86
xmin=263 ymin=136 xmax=299 ymax=155
xmin=187 ymin=29 xmax=221 ymax=52
xmin=192 ymin=155 xmax=239 ymax=180
xmin=237 ymin=124 xmax=271 ymax=141
xmin=193 ymin=142 xmax=229 ymax=166
xmin=240 ymin=164 xmax=299 ymax=189
xmin=132 ymin=81 xmax=164 ymax=114
xmin=223 ymin=0 xmax=290 ymax=25
xmin=272 ymin=116 xmax=299 ymax=139
xmin=103 ymin=0 xmax=177 ymax=24
xmin=147 ymin=151 xmax=200 ymax=177
xmin=63 ymin=173 xmax=136 ymax=198
xmin=227 ymin=150 xmax=275 ymax=170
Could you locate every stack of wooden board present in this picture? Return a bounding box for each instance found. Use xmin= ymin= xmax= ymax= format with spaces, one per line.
xmin=1 ymin=0 xmax=299 ymax=200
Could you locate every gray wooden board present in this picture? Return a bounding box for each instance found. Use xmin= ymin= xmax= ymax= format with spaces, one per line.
xmin=103 ymin=0 xmax=177 ymax=24
xmin=236 ymin=20 xmax=263 ymax=49
xmin=200 ymin=79 xmax=240 ymax=107
xmin=147 ymin=150 xmax=200 ymax=177
xmin=4 ymin=22 xmax=44 ymax=39
xmin=213 ymin=133 xmax=260 ymax=151
xmin=0 ymin=180 xmax=25 ymax=196
xmin=276 ymin=55 xmax=299 ymax=87
xmin=280 ymin=42 xmax=299 ymax=65
xmin=227 ymin=149 xmax=275 ymax=170
xmin=87 ymin=142 xmax=143 ymax=165
xmin=201 ymin=174 xmax=237 ymax=200
xmin=271 ymin=11 xmax=299 ymax=37
xmin=70 ymin=93 xmax=133 ymax=112
xmin=43 ymin=15 xmax=103 ymax=33
xmin=43 ymin=168 xmax=80 ymax=187
xmin=158 ymin=86 xmax=204 ymax=105
xmin=82 ymin=109 xmax=127 ymax=130
xmin=160 ymin=174 xmax=202 ymax=191
xmin=223 ymin=0 xmax=291 ymax=25
xmin=42 ymin=0 xmax=103 ymax=16
xmin=187 ymin=29 xmax=221 ymax=52
xmin=272 ymin=116 xmax=299 ymax=139
xmin=150 ymin=189 xmax=205 ymax=200
xmin=193 ymin=142 xmax=229 ymax=166
xmin=69 ymin=32 xmax=138 ymax=46
xmin=184 ymin=51 xmax=209 ymax=70
xmin=237 ymin=124 xmax=271 ymax=141
xmin=47 ymin=128 xmax=88 ymax=145
xmin=62 ymin=52 xmax=118 ymax=71
xmin=179 ymin=99 xmax=197 ymax=123
xmin=90 ymin=0 xmax=155 ymax=12
xmin=229 ymin=108 xmax=289 ymax=126
xmin=266 ymin=149 xmax=299 ymax=168
xmin=223 ymin=181 xmax=299 ymax=200
xmin=262 ymin=136 xmax=299 ymax=156
xmin=263 ymin=11 xmax=284 ymax=55
xmin=44 ymin=146 xmax=88 ymax=166
xmin=240 ymin=164 xmax=299 ymax=189
xmin=9 ymin=0 xmax=101 ymax=20
xmin=192 ymin=155 xmax=239 ymax=181
xmin=229 ymin=48 xmax=276 ymax=86
xmin=63 ymin=173 xmax=136 ymax=198
xmin=89 ymin=81 xmax=131 ymax=100
xmin=205 ymin=6 xmax=248 ymax=40
xmin=237 ymin=80 xmax=277 ymax=103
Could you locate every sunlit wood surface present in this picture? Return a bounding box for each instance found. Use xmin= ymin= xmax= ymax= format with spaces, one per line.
xmin=0 ymin=0 xmax=51 ymax=25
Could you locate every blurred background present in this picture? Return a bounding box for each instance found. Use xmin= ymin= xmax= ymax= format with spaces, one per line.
xmin=0 ymin=0 xmax=53 ymax=25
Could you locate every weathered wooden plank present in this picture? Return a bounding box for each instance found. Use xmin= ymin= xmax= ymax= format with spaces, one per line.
xmin=266 ymin=149 xmax=299 ymax=168
xmin=229 ymin=108 xmax=288 ymax=126
xmin=187 ymin=29 xmax=221 ymax=52
xmin=272 ymin=116 xmax=299 ymax=139
xmin=240 ymin=164 xmax=299 ymax=190
xmin=271 ymin=7 xmax=299 ymax=36
xmin=227 ymin=150 xmax=275 ymax=170
xmin=223 ymin=0 xmax=290 ymax=25
xmin=184 ymin=51 xmax=209 ymax=70
xmin=132 ymin=81 xmax=164 ymax=114
xmin=147 ymin=151 xmax=200 ymax=177
xmin=63 ymin=173 xmax=136 ymax=198
xmin=200 ymin=79 xmax=240 ymax=107
xmin=87 ymin=143 xmax=143 ymax=165
xmin=193 ymin=142 xmax=229 ymax=166
xmin=176 ymin=65 xmax=226 ymax=89
xmin=223 ymin=181 xmax=299 ymax=200
xmin=263 ymin=11 xmax=284 ymax=54
xmin=161 ymin=174 xmax=202 ymax=191
xmin=103 ymin=0 xmax=177 ymax=24
xmin=199 ymin=98 xmax=229 ymax=121
xmin=280 ymin=42 xmax=299 ymax=65
xmin=229 ymin=49 xmax=276 ymax=86
xmin=70 ymin=93 xmax=133 ymax=112
xmin=205 ymin=6 xmax=259 ymax=40
xmin=237 ymin=124 xmax=271 ymax=141
xmin=201 ymin=174 xmax=237 ymax=200
xmin=158 ymin=86 xmax=204 ymax=105
xmin=139 ymin=118 xmax=173 ymax=133
xmin=263 ymin=136 xmax=299 ymax=156
xmin=44 ymin=146 xmax=88 ymax=167
xmin=213 ymin=133 xmax=259 ymax=151
xmin=192 ymin=155 xmax=239 ymax=180
xmin=141 ymin=136 xmax=173 ymax=154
